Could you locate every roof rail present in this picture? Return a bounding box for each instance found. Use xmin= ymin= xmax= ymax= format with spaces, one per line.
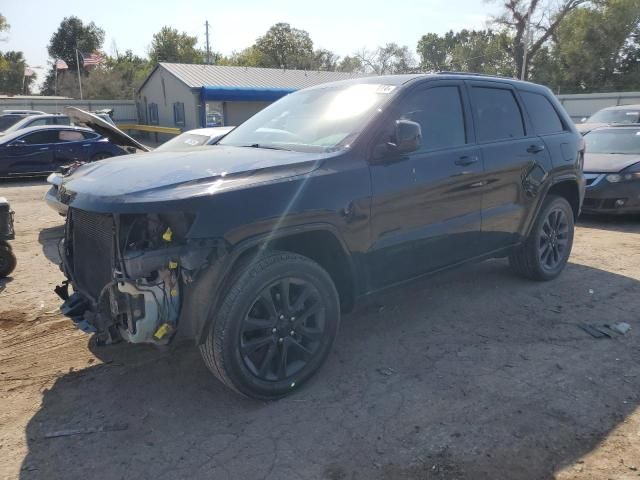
xmin=436 ymin=71 xmax=517 ymax=80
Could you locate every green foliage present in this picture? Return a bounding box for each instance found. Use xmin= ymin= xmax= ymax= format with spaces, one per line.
xmin=46 ymin=16 xmax=105 ymax=72
xmin=535 ymin=0 xmax=640 ymax=92
xmin=417 ymin=29 xmax=513 ymax=75
xmin=149 ymin=26 xmax=203 ymax=64
xmin=254 ymin=23 xmax=314 ymax=69
xmin=356 ymin=43 xmax=416 ymax=74
xmin=0 ymin=51 xmax=35 ymax=94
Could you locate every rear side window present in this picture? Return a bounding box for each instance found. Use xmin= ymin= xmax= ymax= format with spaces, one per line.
xmin=520 ymin=91 xmax=564 ymax=135
xmin=396 ymin=86 xmax=466 ymax=151
xmin=58 ymin=130 xmax=84 ymax=142
xmin=81 ymin=131 xmax=99 ymax=140
xmin=470 ymin=87 xmax=524 ymax=142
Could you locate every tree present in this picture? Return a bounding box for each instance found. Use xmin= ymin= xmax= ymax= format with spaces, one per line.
xmin=41 ymin=16 xmax=105 ymax=95
xmin=534 ymin=0 xmax=640 ymax=92
xmin=355 ymin=43 xmax=416 ymax=74
xmin=417 ymin=29 xmax=513 ymax=75
xmin=149 ymin=26 xmax=203 ymax=64
xmin=0 ymin=51 xmax=34 ymax=94
xmin=254 ymin=23 xmax=314 ymax=69
xmin=337 ymin=55 xmax=364 ymax=73
xmin=491 ymin=0 xmax=587 ymax=79
xmin=0 ymin=13 xmax=8 ymax=40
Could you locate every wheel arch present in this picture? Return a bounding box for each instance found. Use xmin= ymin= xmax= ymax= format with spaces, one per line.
xmin=187 ymin=223 xmax=357 ymax=345
xmin=523 ymin=175 xmax=582 ymax=238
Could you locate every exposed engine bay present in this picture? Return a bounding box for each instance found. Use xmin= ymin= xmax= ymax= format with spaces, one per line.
xmin=57 ymin=209 xmax=220 ymax=345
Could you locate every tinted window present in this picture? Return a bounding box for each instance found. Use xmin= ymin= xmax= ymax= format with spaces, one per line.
xmin=55 ymin=116 xmax=71 ymax=125
xmin=81 ymin=131 xmax=99 ymax=140
xmin=27 ymin=118 xmax=51 ymax=127
xmin=471 ymin=87 xmax=525 ymax=142
xmin=520 ymin=91 xmax=564 ymax=135
xmin=0 ymin=115 xmax=26 ymax=130
xmin=21 ymin=130 xmax=61 ymax=145
xmin=396 ymin=86 xmax=466 ymax=151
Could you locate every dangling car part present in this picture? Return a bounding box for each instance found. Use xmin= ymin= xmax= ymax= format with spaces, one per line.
xmin=0 ymin=197 xmax=17 ymax=277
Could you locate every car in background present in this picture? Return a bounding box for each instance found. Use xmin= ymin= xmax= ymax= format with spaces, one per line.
xmin=0 ymin=114 xmax=71 ymax=136
xmin=0 ymin=125 xmax=136 ymax=180
xmin=154 ymin=126 xmax=234 ymax=152
xmin=577 ymin=104 xmax=640 ymax=134
xmin=44 ymin=107 xmax=151 ymax=215
xmin=2 ymin=110 xmax=46 ymax=115
xmin=582 ymin=125 xmax=640 ymax=214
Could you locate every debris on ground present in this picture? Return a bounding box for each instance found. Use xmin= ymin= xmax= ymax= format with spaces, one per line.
xmin=44 ymin=424 xmax=129 ymax=439
xmin=609 ymin=322 xmax=632 ymax=335
xmin=376 ymin=367 xmax=396 ymax=377
xmin=578 ymin=324 xmax=612 ymax=339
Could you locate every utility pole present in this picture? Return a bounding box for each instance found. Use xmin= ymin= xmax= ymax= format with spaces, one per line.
xmin=521 ymin=2 xmax=534 ymax=81
xmin=75 ymin=47 xmax=84 ymax=100
xmin=205 ymin=20 xmax=211 ymax=64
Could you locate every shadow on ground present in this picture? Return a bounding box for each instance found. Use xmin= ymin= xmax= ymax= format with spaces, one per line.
xmin=578 ymin=213 xmax=639 ymax=233
xmin=18 ymin=259 xmax=640 ymax=480
xmin=37 ymin=225 xmax=64 ymax=265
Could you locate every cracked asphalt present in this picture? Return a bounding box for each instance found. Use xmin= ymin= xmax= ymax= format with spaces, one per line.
xmin=1 ymin=181 xmax=639 ymax=480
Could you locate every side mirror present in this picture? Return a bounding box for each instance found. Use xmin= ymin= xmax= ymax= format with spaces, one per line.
xmin=393 ymin=120 xmax=421 ymax=154
xmin=8 ymin=139 xmax=26 ymax=147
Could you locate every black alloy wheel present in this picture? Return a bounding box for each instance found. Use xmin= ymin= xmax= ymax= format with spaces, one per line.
xmin=240 ymin=278 xmax=326 ymax=382
xmin=538 ymin=207 xmax=570 ymax=271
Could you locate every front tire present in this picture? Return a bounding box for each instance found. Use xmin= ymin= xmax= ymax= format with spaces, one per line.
xmin=509 ymin=195 xmax=575 ymax=281
xmin=200 ymin=251 xmax=340 ymax=399
xmin=0 ymin=244 xmax=17 ymax=277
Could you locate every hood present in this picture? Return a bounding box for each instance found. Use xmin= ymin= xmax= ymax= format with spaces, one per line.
xmin=583 ymin=153 xmax=640 ymax=173
xmin=576 ymin=122 xmax=607 ymax=135
xmin=62 ymin=145 xmax=333 ymax=211
xmin=64 ymin=107 xmax=150 ymax=152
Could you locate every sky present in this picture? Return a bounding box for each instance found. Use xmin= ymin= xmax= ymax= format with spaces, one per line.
xmin=1 ymin=0 xmax=497 ymax=91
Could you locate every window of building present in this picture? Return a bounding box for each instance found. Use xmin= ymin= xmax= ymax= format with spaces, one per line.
xmin=173 ymin=102 xmax=185 ymax=127
xmin=520 ymin=91 xmax=565 ymax=135
xmin=148 ymin=103 xmax=159 ymax=125
xmin=470 ymin=87 xmax=525 ymax=142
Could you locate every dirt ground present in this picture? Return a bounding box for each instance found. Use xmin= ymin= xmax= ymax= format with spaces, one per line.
xmin=0 ymin=180 xmax=639 ymax=480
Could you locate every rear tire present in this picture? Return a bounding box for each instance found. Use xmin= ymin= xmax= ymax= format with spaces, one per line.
xmin=509 ymin=195 xmax=574 ymax=281
xmin=0 ymin=244 xmax=17 ymax=277
xmin=199 ymin=251 xmax=340 ymax=399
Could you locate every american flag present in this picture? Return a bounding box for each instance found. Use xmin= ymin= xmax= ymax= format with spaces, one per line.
xmin=55 ymin=59 xmax=68 ymax=70
xmin=81 ymin=52 xmax=105 ymax=67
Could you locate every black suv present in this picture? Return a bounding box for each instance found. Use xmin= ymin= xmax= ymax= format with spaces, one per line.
xmin=56 ymin=74 xmax=585 ymax=399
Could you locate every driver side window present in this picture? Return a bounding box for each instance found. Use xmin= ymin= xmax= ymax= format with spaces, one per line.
xmin=395 ymin=86 xmax=467 ymax=152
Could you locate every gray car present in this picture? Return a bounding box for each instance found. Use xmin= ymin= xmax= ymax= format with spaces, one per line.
xmin=577 ymin=104 xmax=640 ymax=134
xmin=582 ymin=125 xmax=640 ymax=214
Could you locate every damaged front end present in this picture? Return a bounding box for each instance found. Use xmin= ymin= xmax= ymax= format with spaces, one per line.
xmin=57 ymin=208 xmax=222 ymax=345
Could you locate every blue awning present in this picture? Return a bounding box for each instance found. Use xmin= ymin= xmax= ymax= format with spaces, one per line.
xmin=201 ymin=86 xmax=295 ymax=102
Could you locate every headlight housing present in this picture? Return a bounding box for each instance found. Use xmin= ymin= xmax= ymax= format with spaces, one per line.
xmin=606 ymin=162 xmax=640 ymax=183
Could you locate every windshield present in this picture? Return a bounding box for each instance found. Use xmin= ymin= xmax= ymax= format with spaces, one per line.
xmin=0 ymin=115 xmax=25 ymax=131
xmin=218 ymin=83 xmax=397 ymax=153
xmin=585 ymin=129 xmax=640 ymax=154
xmin=155 ymin=133 xmax=212 ymax=152
xmin=588 ymin=109 xmax=640 ymax=124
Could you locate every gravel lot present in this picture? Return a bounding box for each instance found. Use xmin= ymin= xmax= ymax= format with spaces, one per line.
xmin=1 ymin=180 xmax=639 ymax=480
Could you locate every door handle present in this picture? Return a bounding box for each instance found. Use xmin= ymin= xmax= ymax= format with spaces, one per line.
xmin=455 ymin=155 xmax=479 ymax=166
xmin=81 ymin=144 xmax=91 ymax=147
xmin=526 ymin=144 xmax=545 ymax=154
xmin=39 ymin=147 xmax=49 ymax=151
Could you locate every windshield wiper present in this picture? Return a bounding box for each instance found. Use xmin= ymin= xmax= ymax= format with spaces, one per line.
xmin=242 ymin=143 xmax=292 ymax=151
